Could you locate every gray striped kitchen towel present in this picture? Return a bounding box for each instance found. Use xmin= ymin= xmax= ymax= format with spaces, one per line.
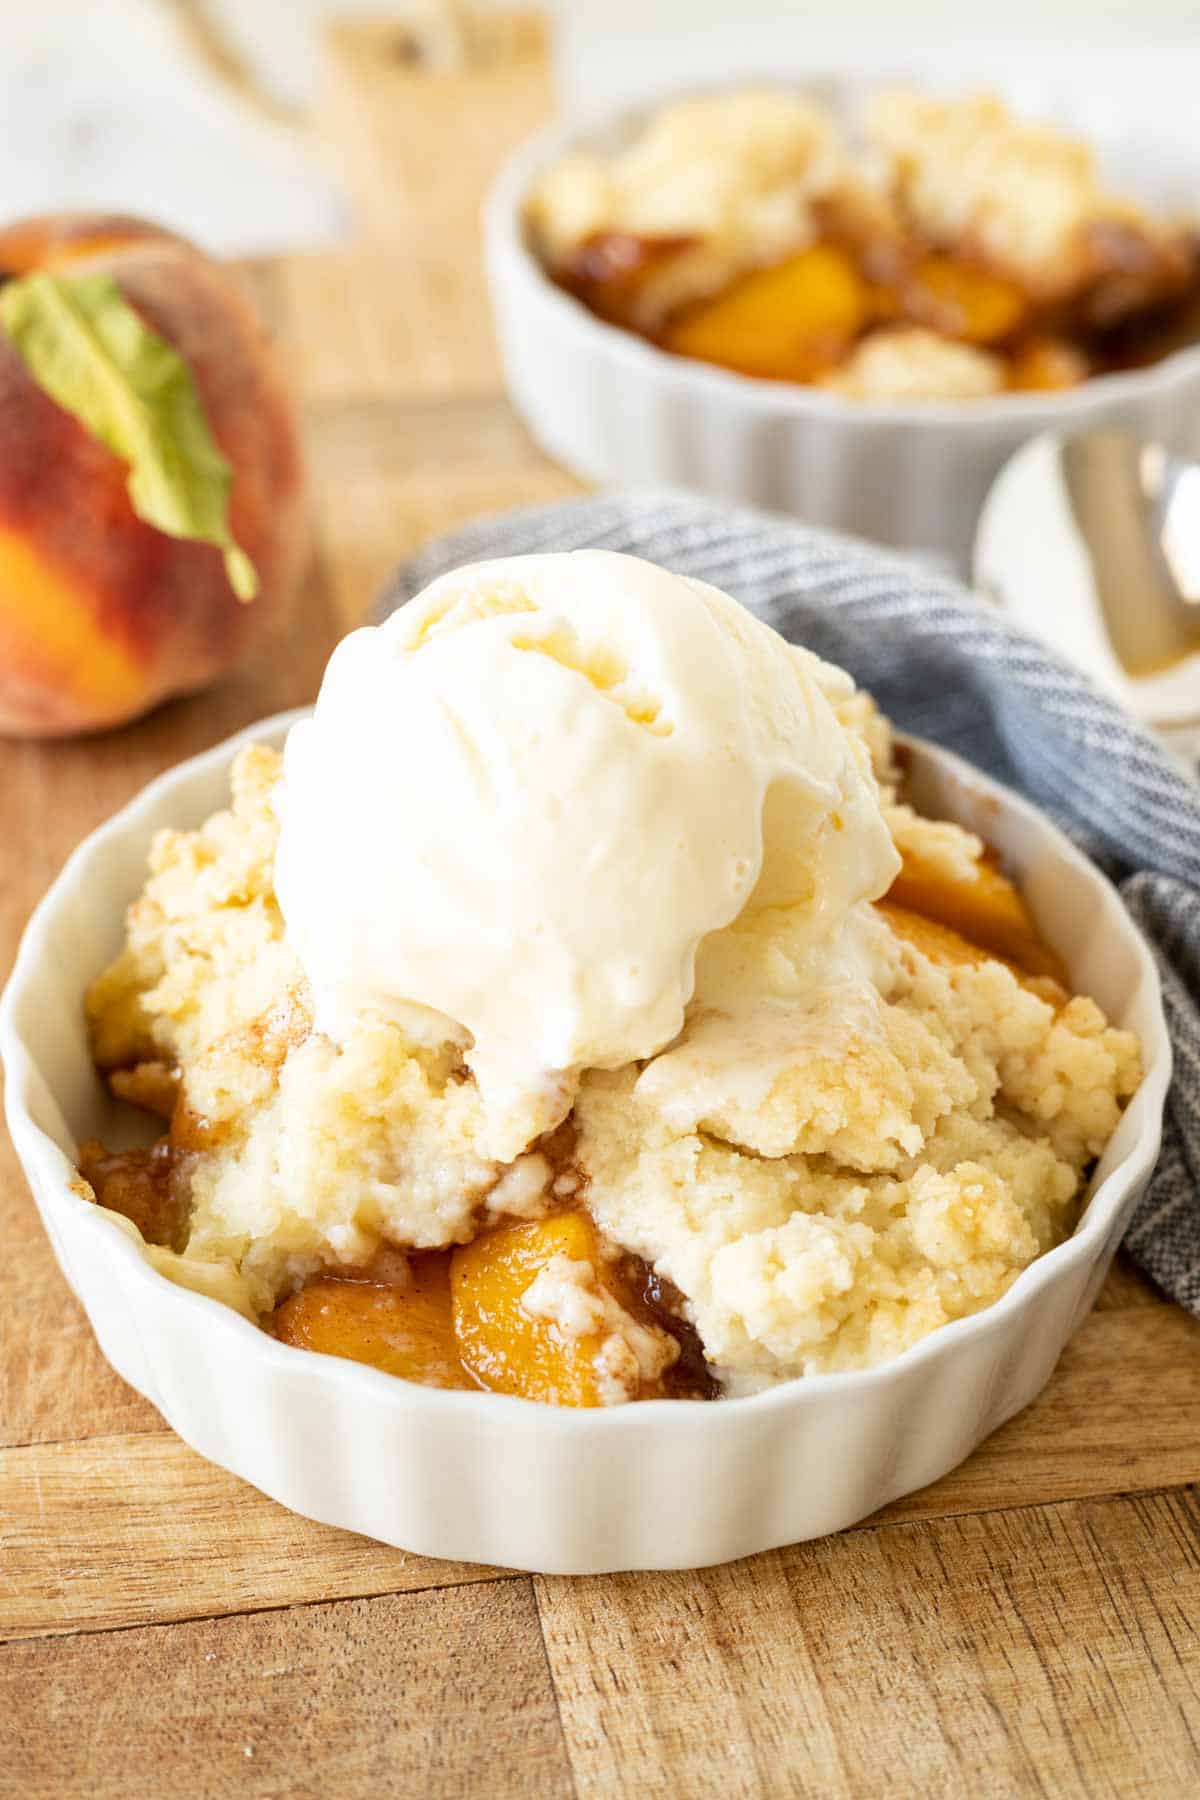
xmin=379 ymin=489 xmax=1200 ymax=1316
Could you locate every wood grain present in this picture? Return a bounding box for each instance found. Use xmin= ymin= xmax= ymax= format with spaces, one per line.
xmin=3 ymin=1306 xmax=1197 ymax=1643
xmin=537 ymin=1487 xmax=1200 ymax=1800
xmin=304 ymin=392 xmax=580 ymax=633
xmin=0 ymin=1432 xmax=496 ymax=1644
xmin=0 ymin=1179 xmax=159 ymax=1449
xmin=0 ymin=1579 xmax=572 ymax=1800
xmin=303 ymin=13 xmax=551 ymax=400
xmin=307 ymin=390 xmax=553 ymax=486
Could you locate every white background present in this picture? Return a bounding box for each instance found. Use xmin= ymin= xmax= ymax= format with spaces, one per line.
xmin=1 ymin=1 xmax=1198 ymax=254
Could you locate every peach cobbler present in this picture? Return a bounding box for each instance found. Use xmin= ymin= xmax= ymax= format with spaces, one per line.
xmin=77 ymin=553 xmax=1140 ymax=1404
xmin=526 ymin=88 xmax=1200 ymax=398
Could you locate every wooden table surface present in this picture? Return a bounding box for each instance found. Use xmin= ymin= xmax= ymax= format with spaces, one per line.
xmin=3 ymin=18 xmax=1200 ymax=1797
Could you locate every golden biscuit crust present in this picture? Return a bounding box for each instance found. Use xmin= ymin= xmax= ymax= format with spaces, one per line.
xmin=83 ymin=731 xmax=1140 ymax=1387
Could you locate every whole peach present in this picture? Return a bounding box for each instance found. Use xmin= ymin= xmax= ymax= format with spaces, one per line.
xmin=0 ymin=214 xmax=307 ymax=736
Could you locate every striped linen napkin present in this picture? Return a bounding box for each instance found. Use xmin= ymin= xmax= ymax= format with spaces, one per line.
xmin=379 ymin=489 xmax=1200 ymax=1317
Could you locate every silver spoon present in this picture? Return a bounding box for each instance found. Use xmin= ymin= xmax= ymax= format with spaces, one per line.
xmin=974 ymin=428 xmax=1200 ymax=752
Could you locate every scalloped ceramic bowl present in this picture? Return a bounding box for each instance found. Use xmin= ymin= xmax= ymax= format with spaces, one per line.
xmin=1 ymin=711 xmax=1170 ymax=1573
xmin=485 ymin=77 xmax=1200 ymax=570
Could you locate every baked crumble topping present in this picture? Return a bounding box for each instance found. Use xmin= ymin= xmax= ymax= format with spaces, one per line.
xmin=78 ymin=692 xmax=1140 ymax=1404
xmin=526 ymin=87 xmax=1200 ymax=398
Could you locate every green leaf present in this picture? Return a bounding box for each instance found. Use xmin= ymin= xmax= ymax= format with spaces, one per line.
xmin=0 ymin=270 xmax=258 ymax=601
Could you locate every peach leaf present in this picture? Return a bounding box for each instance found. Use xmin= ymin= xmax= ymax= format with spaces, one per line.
xmin=0 ymin=270 xmax=258 ymax=600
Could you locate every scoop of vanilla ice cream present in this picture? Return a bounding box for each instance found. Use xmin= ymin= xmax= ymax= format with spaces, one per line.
xmin=273 ymin=551 xmax=898 ymax=1158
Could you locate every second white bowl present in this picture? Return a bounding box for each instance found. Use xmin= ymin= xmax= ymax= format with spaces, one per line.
xmin=486 ymin=79 xmax=1200 ymax=570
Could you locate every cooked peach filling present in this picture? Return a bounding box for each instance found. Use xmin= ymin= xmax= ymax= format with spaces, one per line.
xmin=78 ymin=830 xmax=1098 ymax=1406
xmin=559 ymin=230 xmax=1200 ymax=392
xmin=267 ymin=1212 xmax=718 ymax=1405
xmin=76 ymin=667 xmax=1142 ymax=1407
xmin=528 ymin=90 xmax=1200 ymax=396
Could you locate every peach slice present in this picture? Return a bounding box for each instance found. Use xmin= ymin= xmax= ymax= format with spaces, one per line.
xmin=271 ymin=1256 xmax=474 ymax=1391
xmin=451 ymin=1213 xmax=609 ymax=1405
xmin=884 ymin=847 xmax=1067 ymax=985
xmin=661 ymin=244 xmax=871 ymax=381
xmin=877 ymin=899 xmax=1067 ymax=1009
xmin=901 ymin=254 xmax=1028 ymax=345
xmin=451 ymin=1213 xmax=676 ymax=1407
xmin=1007 ymin=336 xmax=1090 ymax=391
xmin=878 ymin=900 xmax=999 ymax=969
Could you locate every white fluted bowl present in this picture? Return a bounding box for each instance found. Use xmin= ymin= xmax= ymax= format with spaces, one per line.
xmin=1 ymin=712 xmax=1170 ymax=1573
xmin=486 ymin=80 xmax=1200 ymax=570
